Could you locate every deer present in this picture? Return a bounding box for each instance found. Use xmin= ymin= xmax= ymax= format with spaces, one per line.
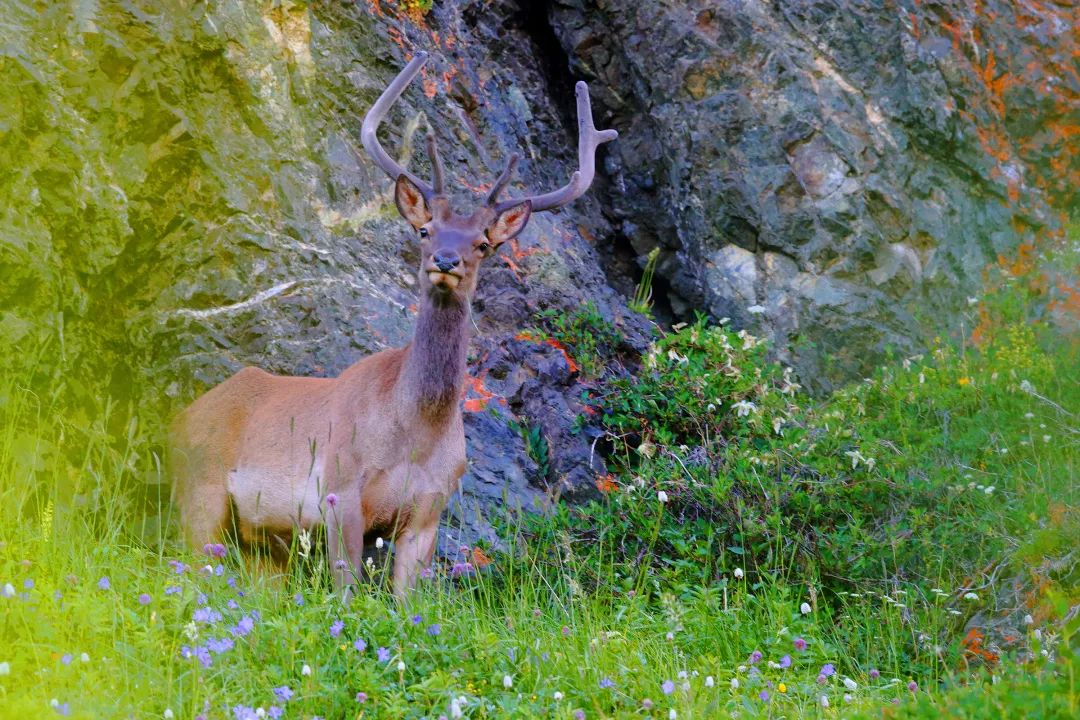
xmin=169 ymin=51 xmax=617 ymax=596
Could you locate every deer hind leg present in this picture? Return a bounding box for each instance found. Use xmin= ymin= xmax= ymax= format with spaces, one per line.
xmin=172 ymin=444 xmax=231 ymax=551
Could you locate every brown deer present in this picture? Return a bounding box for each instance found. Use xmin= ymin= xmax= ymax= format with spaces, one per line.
xmin=169 ymin=52 xmax=617 ymax=596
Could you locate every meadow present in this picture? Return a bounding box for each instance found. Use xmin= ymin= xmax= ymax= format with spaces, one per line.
xmin=1 ymin=240 xmax=1077 ymax=719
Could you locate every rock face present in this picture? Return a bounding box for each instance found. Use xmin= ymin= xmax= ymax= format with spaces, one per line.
xmin=2 ymin=1 xmax=1072 ymax=551
xmin=549 ymin=0 xmax=1075 ymax=388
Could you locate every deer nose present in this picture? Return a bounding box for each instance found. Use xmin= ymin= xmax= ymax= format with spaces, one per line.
xmin=433 ymin=250 xmax=461 ymax=273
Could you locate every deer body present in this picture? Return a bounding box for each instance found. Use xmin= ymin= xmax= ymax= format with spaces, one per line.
xmin=170 ymin=52 xmax=616 ymax=595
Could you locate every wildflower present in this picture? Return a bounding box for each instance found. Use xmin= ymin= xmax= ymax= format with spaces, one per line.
xmin=450 ymin=561 xmax=474 ymax=578
xmin=377 ymin=647 xmax=390 ymax=662
xmin=730 ymin=678 xmax=739 ymax=690
xmin=353 ymin=638 xmax=367 ymax=652
xmin=820 ymin=695 xmax=829 ymax=708
xmin=333 ymin=560 xmax=347 ymax=571
xmin=869 ymin=668 xmax=880 ymax=679
xmin=733 ymin=400 xmax=757 ymax=417
xmin=164 ymin=710 xmax=174 ymax=719
xmin=677 ymin=670 xmax=687 ymax=679
xmin=0 ymin=662 xmax=9 ymax=675
xmin=138 ymin=593 xmax=152 ymax=606
xmin=778 ymin=683 xmax=787 ymax=693
xmin=749 ymin=650 xmax=762 ymax=664
xmin=165 ymin=586 xmax=181 ymax=596
xmin=206 ymin=637 xmax=234 ymax=654
xmin=61 ymin=654 xmax=72 ymax=665
xmin=662 ymin=680 xmax=675 ymax=695
xmin=268 ymin=709 xmax=282 ymax=720
xmin=202 ymin=543 xmax=227 ymax=558
xmin=800 ymin=602 xmax=812 ymax=615
xmin=273 ymin=686 xmax=293 ymax=703
xmin=375 ymin=537 xmax=384 ymax=549
xmin=843 ymin=677 xmax=857 ymax=690
xmin=665 ymin=631 xmax=675 ymax=640
xmin=963 ymin=592 xmax=979 ymax=601
xmin=503 ymin=674 xmax=513 ymax=688
xmin=984 ymin=486 xmax=995 ymax=495
xmin=820 ymin=663 xmax=835 ymax=677
xmin=574 ymin=711 xmax=586 ymax=720
xmin=301 ymin=664 xmax=312 ymax=676
xmin=705 ymin=676 xmax=714 ymax=687
xmin=599 ymin=677 xmax=615 ymax=689
xmin=355 ymin=692 xmax=367 ymax=703
xmin=396 ymin=660 xmax=406 ymax=672
xmin=668 ymin=710 xmax=677 ymax=720
xmin=97 ymin=577 xmax=111 ymax=590
xmin=427 ymin=624 xmax=441 ymax=637
xmin=51 ymin=699 xmax=71 ymax=716
xmin=657 ymin=491 xmax=669 ymax=503
xmin=325 ymin=493 xmax=338 ymax=508
xmin=554 ymin=691 xmax=564 ymax=701
xmin=2 ymin=583 xmax=14 ymax=598
xmin=843 ymin=693 xmax=853 ymax=703
xmin=793 ymin=637 xmax=806 ymax=651
xmin=561 ymin=625 xmax=571 ymax=637
xmin=734 ymin=567 xmax=744 ymax=579
xmin=329 ymin=620 xmax=344 ymax=638
xmin=293 ymin=593 xmax=304 ymax=606
xmin=231 ymin=615 xmax=255 ymax=637
xmin=1024 ymin=614 xmax=1034 ymax=626
xmin=779 ymin=654 xmax=791 ymax=669
xmin=193 ymin=607 xmax=222 ymax=624
xmin=759 ymin=689 xmax=770 ymax=701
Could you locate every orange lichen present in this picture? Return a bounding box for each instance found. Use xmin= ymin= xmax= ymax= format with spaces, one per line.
xmin=515 ymin=331 xmax=580 ymax=374
xmin=595 ymin=473 xmax=618 ymax=494
xmin=961 ymin=627 xmax=1000 ymax=666
xmin=471 ymin=546 xmax=493 ymax=568
xmin=462 ymin=372 xmax=502 ymax=413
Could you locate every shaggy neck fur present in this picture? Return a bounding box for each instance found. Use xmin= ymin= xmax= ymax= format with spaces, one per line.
xmin=398 ymin=289 xmax=470 ymax=423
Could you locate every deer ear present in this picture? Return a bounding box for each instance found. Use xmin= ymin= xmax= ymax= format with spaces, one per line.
xmin=395 ymin=175 xmax=431 ymax=228
xmin=487 ymin=200 xmax=532 ymax=246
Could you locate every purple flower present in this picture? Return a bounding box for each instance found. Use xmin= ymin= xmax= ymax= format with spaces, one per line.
xmin=561 ymin=626 xmax=571 ymax=637
xmin=273 ymin=686 xmax=293 ymax=702
xmin=820 ymin=663 xmax=835 ymax=677
xmin=377 ymin=647 xmax=390 ymax=663
xmin=354 ymin=638 xmax=367 ymax=652
xmin=325 ymin=493 xmax=338 ymax=508
xmin=816 ymin=674 xmax=828 ymax=684
xmin=661 ymin=680 xmax=675 ymax=695
xmin=411 ymin=614 xmax=423 ymax=625
xmin=908 ymin=681 xmax=918 ymax=692
xmin=181 ymin=645 xmax=212 ymax=668
xmin=329 ymin=620 xmax=344 ymax=638
xmin=355 ymin=692 xmax=368 ymax=703
xmin=138 ymin=593 xmax=152 ymax=606
xmin=599 ymin=677 xmax=615 ymax=689
xmin=196 ymin=593 xmax=208 ymax=606
xmin=53 ymin=702 xmax=71 ymax=716
xmin=214 ymin=564 xmax=224 ymax=576
xmin=779 ymin=654 xmax=791 ymax=669
xmin=427 ymin=624 xmax=441 ymax=637
xmin=206 ymin=637 xmax=234 ymax=654
xmin=61 ymin=654 xmax=72 ymax=665
xmin=333 ymin=560 xmax=347 ymax=571
xmin=168 ymin=560 xmax=189 ymax=574
xmin=232 ymin=706 xmax=257 ymax=720
xmin=573 ymin=711 xmax=585 ymax=720
xmin=449 ymin=561 xmax=474 ymax=578
xmin=230 ymin=615 xmax=255 ymax=637
xmin=420 ymin=567 xmax=434 ymax=580
xmin=202 ymin=543 xmax=227 ymax=558
xmin=749 ymin=649 xmax=762 ymax=664
xmin=293 ymin=593 xmax=304 ymax=606
xmin=227 ymin=576 xmax=237 ymax=588
xmin=268 ymin=708 xmax=283 ymax=719
xmin=193 ymin=607 xmax=222 ymax=624
xmin=759 ymin=690 xmax=770 ymax=702
xmin=793 ymin=637 xmax=807 ymax=651
xmin=165 ymin=586 xmax=181 ymax=596
xmin=97 ymin=577 xmax=110 ymax=590
xmin=869 ymin=668 xmax=880 ymax=680
xmin=227 ymin=599 xmax=239 ymax=610
xmin=24 ymin=579 xmax=34 ymax=590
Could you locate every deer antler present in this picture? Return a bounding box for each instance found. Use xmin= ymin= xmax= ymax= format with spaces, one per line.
xmin=495 ymin=81 xmax=618 ymax=213
xmin=361 ymin=51 xmax=444 ymax=201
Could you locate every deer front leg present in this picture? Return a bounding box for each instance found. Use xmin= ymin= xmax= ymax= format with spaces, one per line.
xmin=325 ymin=487 xmax=365 ymax=593
xmin=391 ymin=493 xmax=444 ymax=597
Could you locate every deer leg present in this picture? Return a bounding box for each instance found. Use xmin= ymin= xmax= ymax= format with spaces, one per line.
xmin=325 ymin=492 xmax=365 ymax=593
xmin=391 ymin=494 xmax=444 ymax=597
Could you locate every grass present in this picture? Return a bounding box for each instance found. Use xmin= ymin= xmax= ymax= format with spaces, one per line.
xmin=2 ymin=268 xmax=1078 ymax=719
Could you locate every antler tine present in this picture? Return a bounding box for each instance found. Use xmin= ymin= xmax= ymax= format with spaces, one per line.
xmin=496 ymin=81 xmax=618 ymax=213
xmin=425 ymin=132 xmax=445 ymax=196
xmin=485 ymin=153 xmax=520 ymax=205
xmin=360 ymin=52 xmax=436 ymax=200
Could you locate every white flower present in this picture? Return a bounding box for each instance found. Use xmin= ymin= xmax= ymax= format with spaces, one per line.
xmin=732 ymin=400 xmax=757 ymax=417
xmin=666 ymin=631 xmax=675 ymax=640
xmin=705 ymin=676 xmax=714 ymax=687
xmin=301 ymin=664 xmax=312 ymax=676
xmin=730 ymin=677 xmax=739 ymax=689
xmin=1043 ymin=435 xmax=1051 ymax=442
xmin=984 ymin=486 xmax=995 ymax=495
xmin=677 ymin=670 xmax=688 ymax=679
xmin=820 ymin=695 xmax=829 ymax=707
xmin=297 ymin=529 xmax=312 ymax=558
xmin=800 ymin=602 xmax=812 ymax=615
xmin=1 ymin=583 xmax=14 ymax=599
xmin=50 ymin=699 xmax=59 ymax=708
xmin=553 ymin=691 xmax=564 ymax=701
xmin=255 ymin=709 xmax=266 ymax=719
xmin=772 ymin=417 xmax=784 ymax=435
xmin=963 ymin=592 xmax=979 ymax=601
xmin=843 ymin=693 xmax=853 ymax=704
xmin=1023 ymin=614 xmax=1034 ymax=626
xmin=450 ymin=697 xmax=464 ymax=718
xmin=375 ymin=537 xmax=384 ymax=549
xmin=733 ymin=567 xmax=744 ymax=579
xmin=1034 ymin=628 xmax=1042 ymax=641
xmin=397 ymin=660 xmax=406 ymax=672
xmin=0 ymin=662 xmax=9 ymax=676
xmin=80 ymin=653 xmax=89 ymax=663
xmin=164 ymin=710 xmax=174 ymax=720
xmin=503 ymin=674 xmax=513 ymax=688
xmin=1020 ymin=379 xmax=1035 ymax=394
xmin=657 ymin=491 xmax=669 ymax=503
xmin=967 ymin=296 xmax=979 ymax=306
xmin=843 ymin=677 xmax=857 ymax=691
xmin=669 ymin=710 xmax=678 ymax=720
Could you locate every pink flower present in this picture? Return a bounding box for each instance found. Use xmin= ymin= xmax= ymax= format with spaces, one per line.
xmin=325 ymin=493 xmax=338 ymax=508
xmin=793 ymin=637 xmax=807 ymax=651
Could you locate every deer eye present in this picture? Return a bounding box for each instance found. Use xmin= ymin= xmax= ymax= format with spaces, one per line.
xmin=477 ymin=242 xmax=491 ymax=256
xmin=418 ymin=227 xmax=429 ymax=238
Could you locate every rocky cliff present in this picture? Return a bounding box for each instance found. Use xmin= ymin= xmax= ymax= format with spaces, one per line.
xmin=1 ymin=0 xmax=1073 ymax=551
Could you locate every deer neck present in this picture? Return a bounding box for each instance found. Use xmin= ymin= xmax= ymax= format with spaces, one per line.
xmin=398 ymin=290 xmax=470 ymax=423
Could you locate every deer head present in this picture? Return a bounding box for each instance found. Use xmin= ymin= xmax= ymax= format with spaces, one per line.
xmin=360 ymin=52 xmax=618 ymax=301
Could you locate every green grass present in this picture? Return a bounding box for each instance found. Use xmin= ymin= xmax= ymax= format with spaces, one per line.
xmin=2 ymin=314 xmax=1076 ymax=719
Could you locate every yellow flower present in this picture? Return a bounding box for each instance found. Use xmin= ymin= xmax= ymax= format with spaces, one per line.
xmin=778 ymin=683 xmax=787 ymax=693
xmin=957 ymin=377 xmax=971 ymax=386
